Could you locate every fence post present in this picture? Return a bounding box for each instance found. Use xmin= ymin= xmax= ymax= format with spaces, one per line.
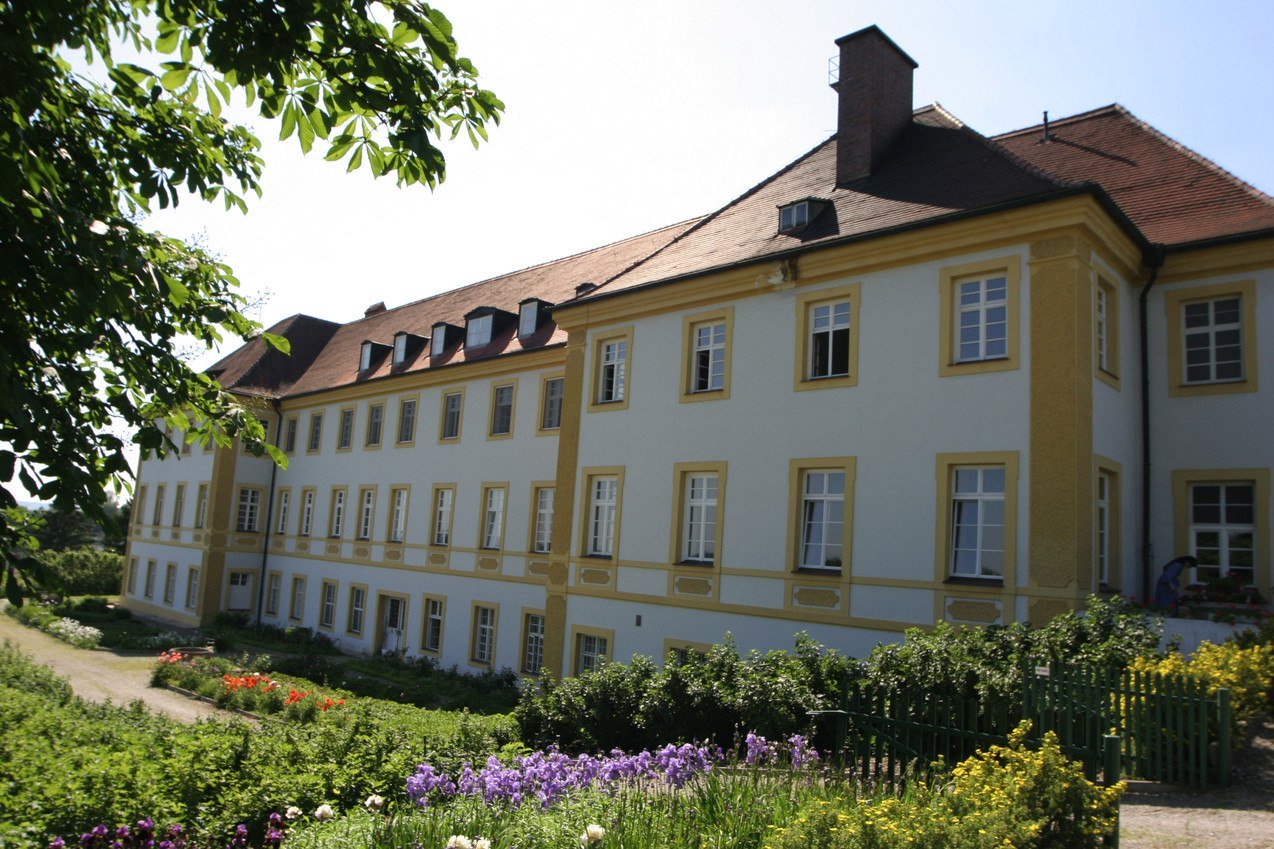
xmin=1103 ymin=734 xmax=1122 ymax=849
xmin=1217 ymin=688 xmax=1231 ymax=787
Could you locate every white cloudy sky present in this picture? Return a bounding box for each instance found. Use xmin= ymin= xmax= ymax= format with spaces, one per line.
xmin=11 ymin=0 xmax=1274 ymax=503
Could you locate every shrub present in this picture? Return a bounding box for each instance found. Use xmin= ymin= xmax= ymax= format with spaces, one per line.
xmin=1129 ymin=640 xmax=1274 ymax=732
xmin=38 ymin=547 xmax=123 ymax=595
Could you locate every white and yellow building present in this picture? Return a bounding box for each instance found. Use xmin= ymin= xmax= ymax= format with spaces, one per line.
xmin=125 ymin=27 xmax=1274 ymax=675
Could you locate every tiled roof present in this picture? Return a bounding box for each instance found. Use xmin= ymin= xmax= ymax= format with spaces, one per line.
xmin=212 ymin=218 xmax=701 ymax=397
xmin=995 ymin=105 xmax=1274 ymax=248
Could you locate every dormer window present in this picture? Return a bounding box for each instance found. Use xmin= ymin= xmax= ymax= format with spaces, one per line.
xmin=392 ymin=332 xmax=425 ymax=366
xmin=393 ymin=334 xmax=408 ymax=364
xmin=431 ymin=323 xmax=449 ymax=358
xmin=778 ymin=197 xmax=829 ymax=234
xmin=359 ymin=341 xmax=373 ymax=371
xmin=466 ymin=314 xmax=493 ymax=349
xmin=519 ymin=303 xmax=538 ymax=338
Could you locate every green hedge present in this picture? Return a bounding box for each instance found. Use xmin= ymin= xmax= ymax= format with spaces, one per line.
xmin=39 ymin=547 xmax=123 ymax=595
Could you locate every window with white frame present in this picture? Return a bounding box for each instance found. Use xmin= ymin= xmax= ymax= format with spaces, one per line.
xmin=144 ymin=560 xmax=156 ymax=598
xmin=397 ymin=398 xmax=417 ymax=443
xmin=172 ymin=484 xmax=186 ymax=528
xmin=389 ymin=488 xmax=408 ymax=543
xmin=1096 ymin=286 xmax=1111 ymax=373
xmin=779 ymin=200 xmax=809 ymax=232
xmin=195 ymin=484 xmax=209 ymax=529
xmin=681 ymin=473 xmax=718 ymax=563
xmin=466 ymin=314 xmax=493 ymax=348
xmin=236 ymin=488 xmax=260 ymax=532
xmin=799 ymin=471 xmax=844 ymax=569
xmin=357 ymin=488 xmax=375 ymax=540
xmin=265 ymin=572 xmax=281 ymax=615
xmin=319 ymin=581 xmax=337 ymax=629
xmin=949 ymin=466 xmax=1006 ymax=579
xmin=1183 ymin=297 xmax=1244 ymax=384
xmin=1190 ymin=482 xmax=1255 ymax=584
xmin=348 ymin=586 xmax=366 ymax=634
xmin=283 ymin=417 xmax=298 ymax=453
xmin=519 ymin=302 xmax=539 ymax=338
xmin=393 ymin=333 xmax=408 ymax=364
xmin=532 ymin=487 xmax=555 ymax=554
xmin=135 ymin=486 xmax=147 ymax=526
xmin=575 ymin=633 xmax=608 ymax=675
xmin=359 ymin=341 xmax=373 ymax=371
xmin=329 ymin=489 xmax=346 ymax=538
xmin=432 ymin=488 xmax=453 ymax=546
xmin=276 ymin=490 xmax=290 ymax=535
xmin=366 ymin=403 xmax=384 ymax=446
xmin=956 ymin=276 xmax=1009 ymax=362
xmin=1096 ymin=472 xmax=1112 ymax=587
xmin=588 ymin=476 xmax=617 ymax=557
xmin=598 ymin=339 xmax=627 ymax=403
xmin=523 ymin=613 xmax=545 ymax=675
xmin=441 ymin=392 xmax=462 ymax=439
xmin=471 ymin=605 xmax=495 ymax=664
xmin=185 ymin=567 xmax=199 ymax=610
xmin=307 ymin=413 xmax=323 ymax=451
xmin=152 ymin=485 xmax=166 ymax=526
xmin=290 ymin=576 xmax=306 ymax=620
xmin=490 ymin=385 xmax=514 ymax=436
xmin=337 ymin=408 xmax=354 ymax=449
xmin=540 ymin=377 xmax=564 ymax=430
xmin=299 ymin=490 xmax=314 ymax=536
xmin=163 ymin=563 xmax=176 ymax=604
xmin=808 ymin=302 xmax=851 ymax=379
xmin=423 ymin=597 xmax=444 ymax=652
xmin=481 ymin=487 xmax=505 ymax=549
xmin=126 ymin=558 xmax=138 ymax=595
xmin=431 ymin=328 xmax=447 ymax=358
xmin=690 ymin=321 xmax=727 ymax=392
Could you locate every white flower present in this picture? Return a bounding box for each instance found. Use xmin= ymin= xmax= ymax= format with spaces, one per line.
xmin=364 ymin=794 xmax=384 ymax=810
xmin=580 ymin=824 xmax=605 ymax=845
xmin=474 ymin=839 xmax=491 ymax=849
xmin=445 ymin=836 xmax=473 ymax=849
xmin=88 ymin=220 xmax=109 ymax=235
xmin=285 ymin=807 xmax=302 ymax=821
xmin=314 ymin=804 xmax=333 ymax=822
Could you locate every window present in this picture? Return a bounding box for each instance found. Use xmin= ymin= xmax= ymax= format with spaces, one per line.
xmin=432 ymin=486 xmax=454 ymax=546
xmin=490 ymin=384 xmax=514 ymax=437
xmin=795 ymin=285 xmax=859 ymax=390
xmin=539 ymin=376 xmax=564 ymax=431
xmin=480 ymin=486 xmax=506 ymax=550
xmin=934 ymin=453 xmax=1018 ymax=584
xmin=337 ymin=408 xmax=355 ymax=449
xmin=135 ymin=485 xmax=147 ymax=527
xmin=236 ymin=488 xmax=260 ymax=532
xmin=126 ymin=557 xmax=138 ymax=595
xmin=388 ymin=487 xmax=408 ymax=543
xmin=347 ymin=586 xmax=366 ymax=635
xmin=163 ymin=563 xmax=176 ymax=604
xmin=359 ymin=341 xmax=374 ymax=371
xmin=677 ymin=469 xmax=718 ymax=560
xmin=431 ymin=327 xmax=447 ymax=358
xmin=522 ymin=613 xmax=545 ymax=675
xmin=466 ymin=314 xmax=492 ymax=348
xmin=357 ymin=487 xmax=376 ymax=540
xmin=938 ymin=257 xmax=1021 ymax=376
xmin=799 ymin=471 xmax=844 ymax=570
xmin=366 ymin=403 xmax=384 ymax=447
xmin=319 ymin=581 xmax=337 ymax=629
xmin=1095 ymin=277 xmax=1120 ymax=386
xmin=586 ymin=474 xmax=619 ymax=557
xmin=144 ymin=560 xmax=156 ymax=599
xmin=471 ymin=604 xmax=496 ymax=665
xmin=1095 ymin=467 xmax=1117 ymax=588
xmin=195 ymin=484 xmax=209 ymax=529
xmin=779 ymin=200 xmax=809 ymax=232
xmin=397 ymin=398 xmax=418 ymax=444
xmin=596 ymin=337 xmax=628 ymax=405
xmin=283 ymin=417 xmax=298 ymax=453
xmin=530 ymin=486 xmax=555 ymax=554
xmin=152 ymin=485 xmax=166 ymax=526
xmin=393 ymin=333 xmax=409 ymax=364
xmin=1164 ymin=282 xmax=1258 ymax=397
xmin=307 ymin=413 xmax=323 ymax=452
xmin=691 ymin=322 xmax=726 ymax=392
xmin=265 ymin=572 xmax=281 ymax=615
xmin=1191 ymin=482 xmax=1256 ymax=584
xmin=422 ymin=596 xmax=444 ymax=653
xmin=574 ymin=630 xmax=610 ymax=675
xmin=299 ymin=489 xmax=315 ymax=536
xmin=328 ymin=489 xmax=346 ymax=538
xmin=518 ymin=302 xmax=540 ymax=338
xmin=171 ymin=484 xmax=186 ymax=528
xmin=811 ymin=302 xmax=851 ymax=378
xmin=276 ymin=490 xmax=291 ymax=535
xmin=440 ymin=391 xmax=463 ymax=441
xmin=290 ymin=576 xmax=306 ymax=620
xmin=185 ymin=567 xmax=199 ymax=610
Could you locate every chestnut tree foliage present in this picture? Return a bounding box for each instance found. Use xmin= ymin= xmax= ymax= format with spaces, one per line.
xmin=0 ymin=0 xmax=502 ymax=600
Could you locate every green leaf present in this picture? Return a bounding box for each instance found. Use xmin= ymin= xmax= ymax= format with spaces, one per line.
xmin=261 ymin=332 xmax=291 ymax=355
xmin=160 ymin=64 xmax=193 ymax=91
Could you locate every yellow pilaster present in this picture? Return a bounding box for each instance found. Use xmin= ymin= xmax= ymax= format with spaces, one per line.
xmin=544 ymin=333 xmax=586 ymax=678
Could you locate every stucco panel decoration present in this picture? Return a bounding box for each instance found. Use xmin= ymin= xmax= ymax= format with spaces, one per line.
xmin=547 ymin=562 xmax=568 ymax=585
xmin=385 ymin=548 xmax=402 ymax=562
xmin=792 ymin=587 xmax=839 ymax=609
xmin=478 ymin=557 xmax=500 ymax=571
xmin=354 ymin=545 xmax=370 ymax=558
xmin=1030 ymin=598 xmax=1075 ymax=625
xmin=674 ymin=577 xmax=712 ymax=596
xmin=295 ymin=540 xmax=309 ymax=553
xmin=271 ymin=538 xmax=284 ymax=550
xmin=428 ymin=551 xmax=448 ymax=566
xmin=527 ymin=560 xmax=549 ymax=576
xmin=580 ymin=568 xmax=611 ymax=586
xmin=325 ymin=542 xmax=340 ymax=555
xmin=946 ymin=598 xmax=1002 ymax=624
xmin=236 ymin=536 xmax=258 ymax=547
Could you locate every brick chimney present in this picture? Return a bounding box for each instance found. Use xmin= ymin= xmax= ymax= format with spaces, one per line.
xmin=831 ymin=26 xmax=918 ymax=185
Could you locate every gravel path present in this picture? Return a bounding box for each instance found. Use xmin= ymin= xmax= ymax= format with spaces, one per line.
xmin=0 ymin=610 xmax=225 ymax=724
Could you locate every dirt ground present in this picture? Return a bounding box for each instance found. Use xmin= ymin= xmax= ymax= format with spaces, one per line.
xmin=2 ymin=610 xmax=1272 ymax=845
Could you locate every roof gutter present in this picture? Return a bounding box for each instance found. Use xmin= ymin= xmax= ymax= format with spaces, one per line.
xmin=253 ymin=399 xmax=284 ymax=625
xmin=1138 ymin=245 xmax=1166 ymax=601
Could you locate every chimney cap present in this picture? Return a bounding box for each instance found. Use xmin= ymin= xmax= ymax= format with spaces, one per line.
xmin=834 ymin=25 xmax=919 ymax=69
xmin=364 ymin=301 xmax=387 ymax=317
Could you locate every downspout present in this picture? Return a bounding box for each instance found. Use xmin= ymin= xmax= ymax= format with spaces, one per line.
xmin=1139 ymin=245 xmax=1166 ymax=600
xmin=254 ymin=400 xmax=285 ymax=625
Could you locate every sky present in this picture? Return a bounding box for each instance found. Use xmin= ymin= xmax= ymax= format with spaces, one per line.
xmin=11 ymin=0 xmax=1274 ymax=503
